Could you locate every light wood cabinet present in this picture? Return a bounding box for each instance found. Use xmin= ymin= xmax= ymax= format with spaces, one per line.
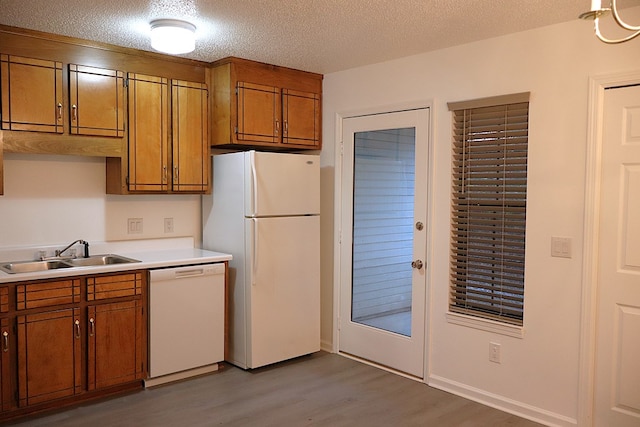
xmin=0 ymin=271 xmax=147 ymax=422
xmin=126 ymin=73 xmax=170 ymax=192
xmin=210 ymin=57 xmax=322 ymax=150
xmin=172 ymin=80 xmax=209 ymax=193
xmin=108 ymin=74 xmax=209 ymax=194
xmin=0 ymin=54 xmax=64 ymax=133
xmin=69 ymin=64 xmax=125 ymax=137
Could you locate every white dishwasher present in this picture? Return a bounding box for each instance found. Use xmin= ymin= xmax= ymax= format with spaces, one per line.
xmin=146 ymin=263 xmax=225 ymax=387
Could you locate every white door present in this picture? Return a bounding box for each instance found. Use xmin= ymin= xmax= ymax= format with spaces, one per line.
xmin=339 ymin=108 xmax=429 ymax=378
xmin=246 ymin=215 xmax=320 ymax=369
xmin=594 ymin=84 xmax=640 ymax=426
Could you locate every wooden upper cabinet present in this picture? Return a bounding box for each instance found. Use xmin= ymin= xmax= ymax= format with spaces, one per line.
xmin=0 ymin=54 xmax=63 ymax=133
xmin=118 ymin=74 xmax=209 ymax=194
xmin=282 ymin=89 xmax=321 ymax=146
xmin=172 ymin=80 xmax=209 ymax=193
xmin=127 ymin=73 xmax=170 ymax=192
xmin=237 ymin=82 xmax=281 ymax=144
xmin=209 ymin=57 xmax=322 ymax=150
xmin=69 ymin=64 xmax=125 ymax=137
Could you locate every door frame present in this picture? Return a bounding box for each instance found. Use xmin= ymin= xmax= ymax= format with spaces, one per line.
xmin=332 ymin=100 xmax=435 ymax=382
xmin=579 ymin=69 xmax=640 ymax=426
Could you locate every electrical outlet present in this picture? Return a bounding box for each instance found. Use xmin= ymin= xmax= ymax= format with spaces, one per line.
xmin=127 ymin=218 xmax=143 ymax=234
xmin=489 ymin=342 xmax=501 ymax=364
xmin=164 ymin=217 xmax=174 ymax=233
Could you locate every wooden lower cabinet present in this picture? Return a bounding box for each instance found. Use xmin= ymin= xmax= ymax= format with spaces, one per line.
xmin=88 ymin=299 xmax=145 ymax=390
xmin=0 ymin=317 xmax=13 ymax=413
xmin=17 ymin=308 xmax=82 ymax=407
xmin=0 ymin=271 xmax=147 ymax=421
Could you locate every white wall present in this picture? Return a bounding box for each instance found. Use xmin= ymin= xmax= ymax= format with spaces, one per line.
xmin=320 ymin=9 xmax=640 ymax=426
xmin=0 ymin=153 xmax=202 ymax=250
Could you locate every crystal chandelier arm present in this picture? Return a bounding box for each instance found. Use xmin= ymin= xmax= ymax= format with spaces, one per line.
xmin=611 ymin=0 xmax=640 ymax=30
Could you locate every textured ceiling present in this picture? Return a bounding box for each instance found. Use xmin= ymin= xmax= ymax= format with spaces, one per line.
xmin=0 ymin=0 xmax=598 ymax=73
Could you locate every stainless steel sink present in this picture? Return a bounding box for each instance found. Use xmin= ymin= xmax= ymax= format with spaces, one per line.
xmin=0 ymin=254 xmax=140 ymax=274
xmin=0 ymin=260 xmax=73 ymax=274
xmin=65 ymin=254 xmax=140 ymax=267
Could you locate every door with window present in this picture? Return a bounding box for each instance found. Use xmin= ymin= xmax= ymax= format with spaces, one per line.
xmin=593 ymin=84 xmax=640 ymax=426
xmin=339 ymin=108 xmax=429 ymax=378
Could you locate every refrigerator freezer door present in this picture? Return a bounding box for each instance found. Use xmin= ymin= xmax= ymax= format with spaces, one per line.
xmin=245 ymin=151 xmax=320 ymax=217
xmin=245 ymin=215 xmax=320 ymax=368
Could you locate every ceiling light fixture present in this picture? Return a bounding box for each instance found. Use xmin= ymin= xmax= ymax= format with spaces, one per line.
xmin=579 ymin=0 xmax=640 ymax=44
xmin=150 ymin=19 xmax=196 ymax=54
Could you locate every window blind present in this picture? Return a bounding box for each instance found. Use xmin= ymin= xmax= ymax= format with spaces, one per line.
xmin=448 ymin=95 xmax=529 ymax=326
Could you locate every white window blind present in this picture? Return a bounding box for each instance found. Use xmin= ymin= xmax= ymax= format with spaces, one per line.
xmin=448 ymin=93 xmax=529 ymax=326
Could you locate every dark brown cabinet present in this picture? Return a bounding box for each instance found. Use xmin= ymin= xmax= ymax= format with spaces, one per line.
xmin=0 ymin=272 xmax=147 ymax=422
xmin=210 ymin=57 xmax=322 ymax=150
xmin=0 ymin=287 xmax=12 ymax=413
xmin=17 ymin=308 xmax=83 ymax=406
xmin=86 ymin=273 xmax=145 ymax=390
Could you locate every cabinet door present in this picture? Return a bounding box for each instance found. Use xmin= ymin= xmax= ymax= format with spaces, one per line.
xmin=282 ymin=89 xmax=321 ymax=147
xmin=237 ymin=82 xmax=280 ymax=144
xmin=172 ymin=80 xmax=209 ymax=192
xmin=0 ymin=317 xmax=13 ymax=413
xmin=87 ymin=300 xmax=144 ymax=390
xmin=69 ymin=64 xmax=125 ymax=137
xmin=17 ymin=308 xmax=82 ymax=407
xmin=0 ymin=54 xmax=63 ymax=133
xmin=127 ymin=73 xmax=169 ymax=192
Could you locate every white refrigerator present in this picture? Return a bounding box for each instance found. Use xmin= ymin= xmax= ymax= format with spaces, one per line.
xmin=202 ymin=151 xmax=320 ymax=369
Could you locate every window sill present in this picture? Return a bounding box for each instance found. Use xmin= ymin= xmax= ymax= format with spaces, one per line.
xmin=446 ymin=312 xmax=525 ymax=339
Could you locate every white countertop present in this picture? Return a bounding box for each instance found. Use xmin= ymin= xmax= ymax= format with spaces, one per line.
xmin=0 ymin=247 xmax=232 ymax=284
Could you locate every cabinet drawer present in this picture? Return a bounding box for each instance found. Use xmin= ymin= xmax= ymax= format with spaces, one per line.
xmin=0 ymin=287 xmax=7 ymax=313
xmin=87 ymin=273 xmax=143 ymax=301
xmin=16 ymin=279 xmax=81 ymax=310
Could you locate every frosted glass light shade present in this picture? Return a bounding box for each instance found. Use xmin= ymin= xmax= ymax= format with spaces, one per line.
xmin=150 ymin=19 xmax=196 ymax=54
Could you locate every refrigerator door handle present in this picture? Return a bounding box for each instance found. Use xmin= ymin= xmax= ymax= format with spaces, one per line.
xmin=251 ymin=153 xmax=258 ymax=216
xmin=251 ymin=218 xmax=258 ymax=286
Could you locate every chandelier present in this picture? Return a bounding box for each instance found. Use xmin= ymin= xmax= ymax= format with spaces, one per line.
xmin=579 ymin=0 xmax=640 ymax=43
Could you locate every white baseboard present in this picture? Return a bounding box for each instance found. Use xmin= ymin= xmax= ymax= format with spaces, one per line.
xmin=428 ymin=374 xmax=577 ymax=427
xmin=320 ymin=339 xmax=334 ymax=353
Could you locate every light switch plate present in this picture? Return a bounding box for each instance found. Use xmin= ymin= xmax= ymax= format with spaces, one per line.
xmin=551 ymin=236 xmax=572 ymax=258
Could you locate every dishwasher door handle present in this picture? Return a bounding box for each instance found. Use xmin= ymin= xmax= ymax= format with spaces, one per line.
xmin=174 ymin=268 xmax=205 ymax=278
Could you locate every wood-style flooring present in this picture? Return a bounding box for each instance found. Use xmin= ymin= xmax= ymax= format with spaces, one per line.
xmin=7 ymin=352 xmax=542 ymax=426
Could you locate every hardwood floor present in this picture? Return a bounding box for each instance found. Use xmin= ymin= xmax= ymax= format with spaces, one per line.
xmin=7 ymin=352 xmax=542 ymax=426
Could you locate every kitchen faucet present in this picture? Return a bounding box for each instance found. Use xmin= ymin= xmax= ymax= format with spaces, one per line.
xmin=55 ymin=239 xmax=90 ymax=258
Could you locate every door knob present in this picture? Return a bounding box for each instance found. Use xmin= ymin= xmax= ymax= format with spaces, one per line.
xmin=411 ymin=259 xmax=423 ymax=269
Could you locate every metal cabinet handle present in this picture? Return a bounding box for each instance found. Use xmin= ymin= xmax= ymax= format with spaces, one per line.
xmin=284 ymin=120 xmax=288 ymax=136
xmin=2 ymin=331 xmax=8 ymax=352
xmin=72 ymin=104 xmax=77 ymax=122
xmin=163 ymin=165 xmax=167 ymax=183
xmin=411 ymin=259 xmax=424 ymax=269
xmin=57 ymin=103 xmax=63 ymax=121
xmin=89 ymin=317 xmax=95 ymax=337
xmin=75 ymin=319 xmax=81 ymax=339
xmin=275 ymin=120 xmax=280 ymax=135
xmin=174 ymin=166 xmax=179 ymax=181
